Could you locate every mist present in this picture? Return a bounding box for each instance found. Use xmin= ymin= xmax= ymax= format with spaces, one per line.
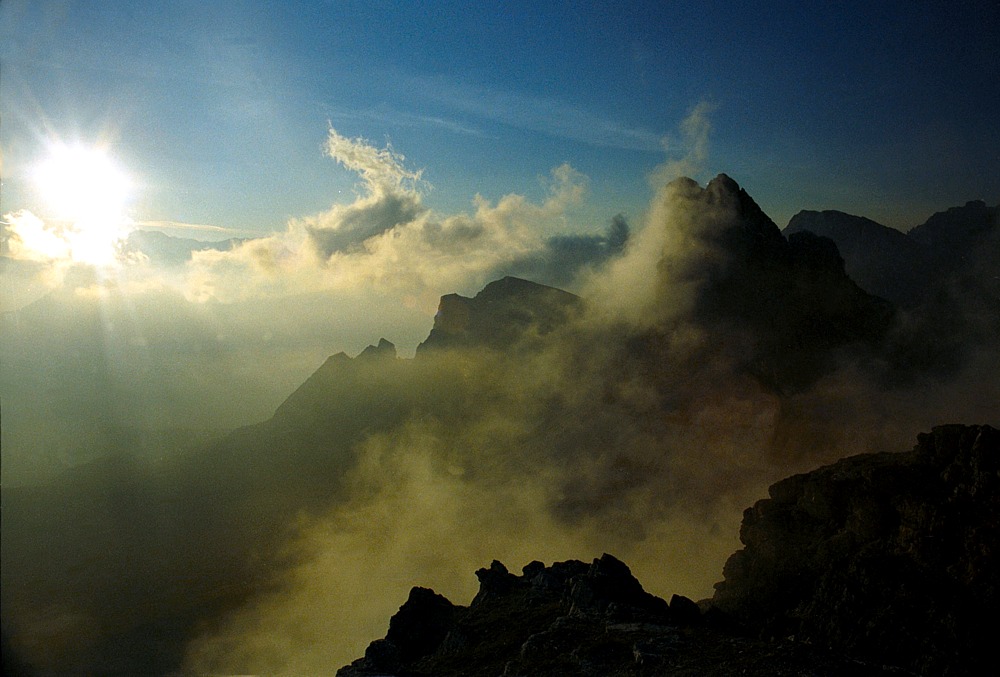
xmin=183 ymin=172 xmax=997 ymax=674
xmin=2 ymin=121 xmax=998 ymax=674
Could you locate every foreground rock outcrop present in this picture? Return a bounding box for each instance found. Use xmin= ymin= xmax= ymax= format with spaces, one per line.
xmin=338 ymin=554 xmax=893 ymax=677
xmin=340 ymin=425 xmax=998 ymax=676
xmin=713 ymin=424 xmax=999 ymax=675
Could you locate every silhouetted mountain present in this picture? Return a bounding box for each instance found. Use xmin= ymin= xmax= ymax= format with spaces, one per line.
xmin=416 ymin=276 xmax=582 ymax=354
xmin=3 ymin=176 xmax=996 ymax=676
xmin=908 ymin=199 xmax=997 ymax=253
xmin=784 ymin=210 xmax=928 ymax=305
xmin=785 ymin=200 xmax=999 ymax=310
xmin=784 ymin=200 xmax=1000 ymax=384
xmin=906 ymin=200 xmax=1000 ymax=337
xmin=628 ymin=174 xmax=896 ymax=392
xmin=339 ymin=425 xmax=997 ymax=675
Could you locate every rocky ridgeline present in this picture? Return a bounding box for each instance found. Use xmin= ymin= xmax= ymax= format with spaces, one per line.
xmin=338 ymin=553 xmax=901 ymax=676
xmin=340 ymin=425 xmax=998 ymax=676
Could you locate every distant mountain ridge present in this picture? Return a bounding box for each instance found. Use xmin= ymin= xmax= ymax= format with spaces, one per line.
xmin=785 ymin=200 xmax=999 ymax=308
xmin=783 ymin=210 xmax=928 ymax=306
xmin=121 ymin=229 xmax=245 ymax=265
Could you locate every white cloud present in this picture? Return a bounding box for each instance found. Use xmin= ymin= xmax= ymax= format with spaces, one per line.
xmin=324 ymin=127 xmax=424 ymax=196
xmin=0 ymin=125 xmax=606 ymax=487
xmin=2 ymin=209 xmax=71 ymax=261
xmin=651 ymin=100 xmax=716 ymax=185
xmin=183 ymin=131 xmax=590 ymax=307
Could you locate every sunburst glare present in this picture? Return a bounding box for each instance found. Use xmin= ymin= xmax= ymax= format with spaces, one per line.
xmin=32 ymin=143 xmax=133 ymax=265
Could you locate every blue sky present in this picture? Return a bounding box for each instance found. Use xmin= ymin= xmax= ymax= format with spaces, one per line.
xmin=2 ymin=0 xmax=998 ymax=236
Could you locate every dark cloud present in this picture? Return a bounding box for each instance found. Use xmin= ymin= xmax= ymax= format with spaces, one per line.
xmin=308 ymin=191 xmax=426 ymax=257
xmin=494 ymin=213 xmax=630 ymax=289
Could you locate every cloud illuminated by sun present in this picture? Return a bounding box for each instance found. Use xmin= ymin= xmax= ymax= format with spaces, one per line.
xmin=29 ymin=143 xmax=134 ymax=265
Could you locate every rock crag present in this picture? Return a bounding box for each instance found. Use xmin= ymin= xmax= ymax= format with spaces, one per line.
xmin=338 ymin=555 xmax=895 ymax=676
xmin=416 ymin=276 xmax=582 ymax=354
xmin=713 ymin=424 xmax=999 ymax=675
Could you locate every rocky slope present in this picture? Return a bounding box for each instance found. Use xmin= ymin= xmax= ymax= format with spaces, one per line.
xmin=340 ymin=424 xmax=998 ymax=676
xmin=337 ymin=555 xmax=894 ymax=677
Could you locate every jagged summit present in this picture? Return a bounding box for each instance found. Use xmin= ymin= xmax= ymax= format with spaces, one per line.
xmin=661 ymin=174 xmax=784 ymax=252
xmin=358 ymin=337 xmax=397 ymax=360
xmin=650 ymin=174 xmax=895 ymax=391
xmin=337 ymin=553 xmax=704 ymax=677
xmin=268 ymin=337 xmax=406 ymax=441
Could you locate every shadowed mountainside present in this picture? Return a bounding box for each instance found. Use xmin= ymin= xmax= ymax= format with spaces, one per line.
xmin=785 ymin=201 xmax=1000 ymax=384
xmin=783 ymin=210 xmax=929 ymax=306
xmin=416 ymin=275 xmax=583 ymax=354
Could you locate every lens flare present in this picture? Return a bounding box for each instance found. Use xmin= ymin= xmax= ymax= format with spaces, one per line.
xmin=32 ymin=144 xmax=133 ymax=265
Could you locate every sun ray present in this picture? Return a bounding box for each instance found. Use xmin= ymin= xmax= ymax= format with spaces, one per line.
xmin=31 ymin=143 xmax=134 ymax=265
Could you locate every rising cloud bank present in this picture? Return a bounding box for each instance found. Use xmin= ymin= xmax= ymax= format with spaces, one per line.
xmin=2 ymin=111 xmax=998 ymax=675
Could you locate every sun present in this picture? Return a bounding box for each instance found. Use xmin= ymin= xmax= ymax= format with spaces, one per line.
xmin=32 ymin=143 xmax=133 ymax=265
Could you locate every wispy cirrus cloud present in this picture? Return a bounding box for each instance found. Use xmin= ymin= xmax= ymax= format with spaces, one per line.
xmin=130 ymin=220 xmax=244 ymax=234
xmin=322 ymin=104 xmax=490 ymax=139
xmin=402 ymin=73 xmax=667 ymax=152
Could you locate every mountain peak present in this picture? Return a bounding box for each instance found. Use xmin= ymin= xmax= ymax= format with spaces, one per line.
xmin=416 ymin=277 xmax=581 ymax=354
xmin=706 ymin=172 xmax=740 ymax=194
xmin=358 ymin=338 xmax=397 ymax=361
xmin=908 ymin=199 xmax=998 ymax=247
xmin=476 ymin=275 xmax=563 ymax=301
